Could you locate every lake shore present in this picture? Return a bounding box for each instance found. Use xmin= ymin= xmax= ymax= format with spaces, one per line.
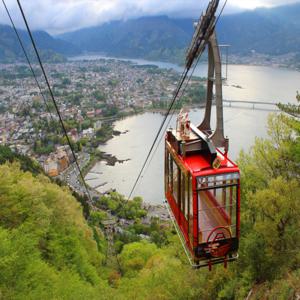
xmin=81 ymin=57 xmax=300 ymax=204
xmin=69 ymin=53 xmax=300 ymax=73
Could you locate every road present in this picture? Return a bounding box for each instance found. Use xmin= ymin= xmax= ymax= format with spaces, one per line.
xmin=57 ymin=152 xmax=101 ymax=200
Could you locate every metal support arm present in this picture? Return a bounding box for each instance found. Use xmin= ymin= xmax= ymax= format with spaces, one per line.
xmin=198 ymin=31 xmax=228 ymax=153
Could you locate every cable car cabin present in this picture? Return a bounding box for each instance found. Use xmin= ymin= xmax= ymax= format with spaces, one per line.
xmin=163 ymin=0 xmax=239 ymax=269
xmin=164 ymin=124 xmax=240 ymax=269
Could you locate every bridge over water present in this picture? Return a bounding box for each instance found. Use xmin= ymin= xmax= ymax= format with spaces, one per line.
xmin=223 ymin=99 xmax=279 ymax=110
xmin=98 ymin=100 xmax=279 ymax=125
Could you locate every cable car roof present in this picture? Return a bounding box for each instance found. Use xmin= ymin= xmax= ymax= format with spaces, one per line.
xmin=179 ymin=150 xmax=239 ymax=177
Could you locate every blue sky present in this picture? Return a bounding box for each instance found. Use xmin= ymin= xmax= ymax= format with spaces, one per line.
xmin=1 ymin=0 xmax=300 ymax=34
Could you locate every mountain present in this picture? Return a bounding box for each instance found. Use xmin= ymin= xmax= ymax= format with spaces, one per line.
xmin=60 ymin=16 xmax=192 ymax=62
xmin=2 ymin=3 xmax=300 ymax=63
xmin=59 ymin=3 xmax=300 ymax=61
xmin=0 ymin=24 xmax=80 ymax=62
xmin=217 ymin=3 xmax=300 ymax=55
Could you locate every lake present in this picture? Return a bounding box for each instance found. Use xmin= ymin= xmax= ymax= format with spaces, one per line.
xmin=80 ymin=55 xmax=300 ymax=204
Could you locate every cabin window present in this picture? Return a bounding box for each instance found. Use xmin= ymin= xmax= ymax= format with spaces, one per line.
xmin=197 ymin=173 xmax=239 ymax=243
xmin=168 ymin=154 xmax=173 ymax=192
xmin=184 ymin=175 xmax=189 ymax=219
xmin=165 ymin=150 xmax=169 ymax=192
xmin=197 ymin=173 xmax=239 ymax=189
xmin=179 ymin=173 xmax=190 ymax=221
xmin=181 ymin=172 xmax=185 ymax=215
xmin=172 ymin=160 xmax=179 ymax=203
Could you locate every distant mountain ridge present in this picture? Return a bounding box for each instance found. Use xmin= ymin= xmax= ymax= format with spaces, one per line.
xmin=1 ymin=3 xmax=300 ymax=63
xmin=217 ymin=3 xmax=300 ymax=55
xmin=59 ymin=16 xmax=191 ymax=63
xmin=59 ymin=3 xmax=300 ymax=61
xmin=0 ymin=24 xmax=79 ymax=62
xmin=59 ymin=16 xmax=192 ymax=62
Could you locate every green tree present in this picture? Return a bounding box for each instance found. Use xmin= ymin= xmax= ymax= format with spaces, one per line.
xmin=118 ymin=241 xmax=158 ymax=276
xmin=0 ymin=163 xmax=108 ymax=298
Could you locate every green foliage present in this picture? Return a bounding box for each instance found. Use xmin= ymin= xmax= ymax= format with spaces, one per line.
xmin=92 ymin=66 xmax=110 ymax=73
xmin=33 ymin=139 xmax=55 ymax=155
xmin=278 ymin=92 xmax=300 ymax=118
xmin=71 ymin=191 xmax=91 ymax=219
xmin=92 ymin=90 xmax=107 ymax=101
xmin=65 ymin=92 xmax=83 ymax=105
xmin=152 ymin=100 xmax=168 ymax=109
xmin=114 ymin=231 xmax=141 ymax=254
xmin=81 ymin=119 xmax=93 ymax=130
xmin=127 ymin=218 xmax=168 ymax=247
xmin=108 ymin=79 xmax=119 ymax=88
xmin=89 ymin=211 xmax=108 ymax=227
xmin=103 ymin=105 xmax=119 ymax=117
xmin=119 ymin=241 xmax=158 ymax=276
xmin=278 ymin=92 xmax=300 ymax=164
xmin=238 ymin=114 xmax=299 ymax=186
xmin=114 ymin=217 xmax=169 ymax=254
xmin=1 ymin=92 xmax=300 ymax=298
xmin=0 ymin=145 xmax=42 ymax=175
xmin=187 ymin=84 xmax=206 ymax=104
xmin=117 ymin=246 xmax=202 ymax=299
xmin=0 ymin=163 xmax=107 ymax=298
xmin=98 ymin=193 xmax=147 ymax=220
xmin=96 ymin=124 xmax=113 ymax=140
xmin=62 ymin=77 xmax=71 ymax=85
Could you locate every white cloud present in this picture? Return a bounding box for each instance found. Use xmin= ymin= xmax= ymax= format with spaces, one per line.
xmin=0 ymin=0 xmax=299 ymax=34
xmin=230 ymin=0 xmax=300 ymax=9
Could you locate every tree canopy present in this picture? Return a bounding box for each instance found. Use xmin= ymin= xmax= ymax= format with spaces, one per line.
xmin=0 ymin=94 xmax=300 ymax=299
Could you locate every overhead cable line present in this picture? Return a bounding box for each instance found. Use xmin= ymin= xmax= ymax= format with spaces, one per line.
xmin=126 ymin=5 xmax=210 ymax=199
xmin=2 ymin=0 xmax=84 ymax=199
xmin=142 ymin=55 xmax=202 ymax=179
xmin=127 ymin=0 xmax=228 ymax=200
xmin=14 ymin=0 xmax=93 ymax=203
xmin=127 ymin=67 xmax=190 ymax=199
xmin=145 ymin=0 xmax=229 ymax=175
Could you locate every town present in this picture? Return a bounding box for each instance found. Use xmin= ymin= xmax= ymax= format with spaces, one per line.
xmin=0 ymin=58 xmax=203 ymax=195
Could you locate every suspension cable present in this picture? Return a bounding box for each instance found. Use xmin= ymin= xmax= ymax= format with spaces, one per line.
xmin=127 ymin=0 xmax=228 ymax=200
xmin=128 ymin=67 xmax=190 ymax=199
xmin=142 ymin=55 xmax=202 ymax=179
xmin=2 ymin=0 xmax=85 ymax=200
xmin=15 ymin=0 xmax=93 ymax=203
xmin=126 ymin=1 xmax=219 ymax=199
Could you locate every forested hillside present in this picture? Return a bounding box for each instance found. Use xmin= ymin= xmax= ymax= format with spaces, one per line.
xmin=0 ymin=24 xmax=79 ymax=63
xmin=0 ymin=95 xmax=299 ymax=299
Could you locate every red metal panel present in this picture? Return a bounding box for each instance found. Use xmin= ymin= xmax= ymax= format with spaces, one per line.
xmin=237 ymin=179 xmax=241 ymax=238
xmin=166 ymin=190 xmax=192 ymax=253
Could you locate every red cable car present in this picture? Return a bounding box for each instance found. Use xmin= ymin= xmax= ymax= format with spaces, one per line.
xmin=164 ymin=1 xmax=240 ymax=268
xmin=165 ymin=125 xmax=240 ymax=268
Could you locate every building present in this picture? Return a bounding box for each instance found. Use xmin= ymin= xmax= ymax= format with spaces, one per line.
xmin=86 ymin=110 xmax=95 ymax=118
xmin=82 ymin=127 xmax=94 ymax=138
xmin=44 ymin=158 xmax=59 ymax=177
xmin=44 ymin=146 xmax=73 ymax=177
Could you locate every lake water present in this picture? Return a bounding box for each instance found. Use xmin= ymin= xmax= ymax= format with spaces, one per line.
xmin=80 ymin=55 xmax=300 ymax=204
